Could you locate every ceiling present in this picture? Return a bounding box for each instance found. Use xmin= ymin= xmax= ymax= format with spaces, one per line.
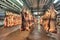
xmin=0 ymin=0 xmax=23 ymax=13
xmin=0 ymin=0 xmax=60 ymax=13
xmin=23 ymin=0 xmax=55 ymax=12
xmin=54 ymin=0 xmax=60 ymax=11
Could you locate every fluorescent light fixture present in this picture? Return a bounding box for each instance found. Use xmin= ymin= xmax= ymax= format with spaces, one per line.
xmin=53 ymin=0 xmax=59 ymax=3
xmin=16 ymin=0 xmax=23 ymax=6
xmin=34 ymin=12 xmax=38 ymax=15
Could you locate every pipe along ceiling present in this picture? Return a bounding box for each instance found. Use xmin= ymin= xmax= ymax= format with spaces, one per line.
xmin=0 ymin=0 xmax=60 ymax=13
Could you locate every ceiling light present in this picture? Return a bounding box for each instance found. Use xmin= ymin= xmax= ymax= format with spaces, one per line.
xmin=53 ymin=0 xmax=59 ymax=3
xmin=16 ymin=0 xmax=23 ymax=6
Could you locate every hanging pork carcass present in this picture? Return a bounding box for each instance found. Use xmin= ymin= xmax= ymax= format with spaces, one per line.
xmin=40 ymin=6 xmax=57 ymax=33
xmin=40 ymin=11 xmax=50 ymax=32
xmin=4 ymin=16 xmax=9 ymax=27
xmin=49 ymin=7 xmax=57 ymax=33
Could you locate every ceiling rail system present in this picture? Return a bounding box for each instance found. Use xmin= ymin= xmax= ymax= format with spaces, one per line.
xmin=0 ymin=1 xmax=19 ymax=13
xmin=54 ymin=0 xmax=60 ymax=11
xmin=0 ymin=0 xmax=24 ymax=13
xmin=0 ymin=0 xmax=60 ymax=14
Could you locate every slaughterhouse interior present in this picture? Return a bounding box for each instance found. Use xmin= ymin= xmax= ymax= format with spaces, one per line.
xmin=0 ymin=0 xmax=60 ymax=40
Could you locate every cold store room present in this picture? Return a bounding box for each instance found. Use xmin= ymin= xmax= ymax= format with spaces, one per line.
xmin=0 ymin=0 xmax=60 ymax=40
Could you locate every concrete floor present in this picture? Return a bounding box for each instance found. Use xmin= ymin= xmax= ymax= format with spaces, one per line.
xmin=27 ymin=24 xmax=56 ymax=40
xmin=0 ymin=25 xmax=30 ymax=40
xmin=0 ymin=21 xmax=57 ymax=40
xmin=1 ymin=30 xmax=30 ymax=40
xmin=0 ymin=25 xmax=57 ymax=40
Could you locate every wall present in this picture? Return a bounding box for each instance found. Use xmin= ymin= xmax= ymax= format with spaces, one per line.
xmin=0 ymin=8 xmax=5 ymax=26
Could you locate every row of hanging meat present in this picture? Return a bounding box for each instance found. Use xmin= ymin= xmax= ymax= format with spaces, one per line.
xmin=21 ymin=9 xmax=37 ymax=31
xmin=4 ymin=10 xmax=37 ymax=31
xmin=40 ymin=6 xmax=57 ymax=33
xmin=4 ymin=11 xmax=22 ymax=27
